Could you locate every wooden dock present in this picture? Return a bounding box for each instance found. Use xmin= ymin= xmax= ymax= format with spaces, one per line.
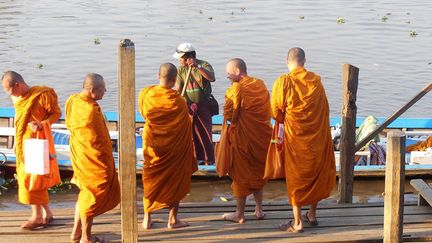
xmin=0 ymin=200 xmax=431 ymax=242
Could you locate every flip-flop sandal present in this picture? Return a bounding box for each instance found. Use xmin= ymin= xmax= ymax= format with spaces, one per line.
xmin=302 ymin=212 xmax=318 ymax=226
xmin=43 ymin=216 xmax=54 ymax=226
xmin=279 ymin=220 xmax=304 ymax=233
xmin=21 ymin=220 xmax=45 ymax=230
xmin=93 ymin=236 xmax=106 ymax=243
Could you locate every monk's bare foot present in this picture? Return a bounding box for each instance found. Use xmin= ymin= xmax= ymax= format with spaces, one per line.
xmin=70 ymin=232 xmax=81 ymax=242
xmin=167 ymin=219 xmax=189 ymax=229
xmin=222 ymin=212 xmax=245 ymax=224
xmin=142 ymin=220 xmax=153 ymax=230
xmin=254 ymin=210 xmax=265 ymax=220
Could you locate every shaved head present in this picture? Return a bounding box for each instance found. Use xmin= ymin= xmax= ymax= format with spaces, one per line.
xmin=2 ymin=71 xmax=29 ymax=96
xmin=158 ymin=63 xmax=177 ymax=87
xmin=287 ymin=47 xmax=306 ymax=67
xmin=2 ymin=71 xmax=25 ymax=86
xmin=82 ymin=73 xmax=106 ymax=100
xmin=227 ymin=58 xmax=247 ymax=74
xmin=83 ymin=73 xmax=105 ymax=89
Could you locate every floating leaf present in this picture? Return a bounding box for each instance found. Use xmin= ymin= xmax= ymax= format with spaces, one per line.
xmin=409 ymin=30 xmax=418 ymax=37
xmin=405 ymin=20 xmax=411 ymax=24
xmin=381 ymin=16 xmax=388 ymax=22
xmin=208 ymin=16 xmax=213 ymax=20
xmin=240 ymin=7 xmax=246 ymax=12
xmin=199 ymin=10 xmax=203 ymax=14
xmin=37 ymin=64 xmax=43 ymax=69
xmin=94 ymin=38 xmax=101 ymax=45
xmin=231 ymin=11 xmax=234 ymax=15
xmin=299 ymin=16 xmax=305 ymax=19
xmin=337 ymin=17 xmax=345 ymax=24
xmin=386 ymin=12 xmax=391 ymax=16
xmin=406 ymin=12 xmax=410 ymax=15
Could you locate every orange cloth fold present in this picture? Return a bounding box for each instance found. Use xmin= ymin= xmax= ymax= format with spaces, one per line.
xmin=224 ymin=76 xmax=272 ymax=197
xmin=65 ymin=93 xmax=120 ymax=217
xmin=139 ymin=85 xmax=196 ymax=213
xmin=14 ymin=86 xmax=61 ymax=205
xmin=271 ymin=67 xmax=336 ymax=207
xmin=406 ymin=136 xmax=432 ymax=152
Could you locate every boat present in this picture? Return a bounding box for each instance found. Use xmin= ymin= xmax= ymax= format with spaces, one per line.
xmin=1 ymin=107 xmax=432 ymax=178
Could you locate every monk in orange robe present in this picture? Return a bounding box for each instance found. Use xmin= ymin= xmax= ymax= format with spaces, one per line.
xmin=65 ymin=73 xmax=120 ymax=243
xmin=221 ymin=58 xmax=272 ymax=223
xmin=271 ymin=48 xmax=336 ymax=233
xmin=139 ymin=63 xmax=196 ymax=229
xmin=1 ymin=71 xmax=61 ymax=230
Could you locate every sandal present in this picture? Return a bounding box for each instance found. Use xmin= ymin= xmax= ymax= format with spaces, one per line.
xmin=279 ymin=220 xmax=304 ymax=233
xmin=302 ymin=212 xmax=318 ymax=226
xmin=43 ymin=216 xmax=54 ymax=226
xmin=21 ymin=219 xmax=45 ymax=230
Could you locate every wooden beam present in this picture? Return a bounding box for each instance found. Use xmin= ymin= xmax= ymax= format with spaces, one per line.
xmin=118 ymin=39 xmax=137 ymax=243
xmin=383 ymin=131 xmax=405 ymax=243
xmin=410 ymin=179 xmax=432 ymax=207
xmin=355 ymin=82 xmax=432 ymax=151
xmin=338 ymin=64 xmax=359 ymax=204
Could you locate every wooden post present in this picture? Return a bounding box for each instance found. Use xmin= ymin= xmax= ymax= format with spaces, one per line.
xmin=338 ymin=64 xmax=359 ymax=204
xmin=118 ymin=39 xmax=137 ymax=243
xmin=383 ymin=131 xmax=405 ymax=243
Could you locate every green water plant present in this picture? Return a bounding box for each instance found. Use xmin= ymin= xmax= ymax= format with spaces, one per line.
xmin=409 ymin=31 xmax=418 ymax=37
xmin=48 ymin=179 xmax=76 ymax=194
xmin=94 ymin=38 xmax=101 ymax=45
xmin=299 ymin=16 xmax=305 ymax=19
xmin=337 ymin=17 xmax=345 ymax=24
xmin=381 ymin=16 xmax=388 ymax=22
xmin=37 ymin=64 xmax=43 ymax=69
xmin=208 ymin=16 xmax=213 ymax=20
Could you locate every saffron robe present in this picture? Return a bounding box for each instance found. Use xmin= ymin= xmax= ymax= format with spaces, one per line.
xmin=65 ymin=93 xmax=120 ymax=217
xmin=271 ymin=67 xmax=336 ymax=206
xmin=14 ymin=86 xmax=61 ymax=205
xmin=139 ymin=85 xmax=197 ymax=212
xmin=224 ymin=76 xmax=272 ymax=197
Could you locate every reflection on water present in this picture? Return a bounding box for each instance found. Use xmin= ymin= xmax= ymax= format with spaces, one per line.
xmin=0 ymin=0 xmax=431 ymax=117
xmin=0 ymin=178 xmax=426 ymax=211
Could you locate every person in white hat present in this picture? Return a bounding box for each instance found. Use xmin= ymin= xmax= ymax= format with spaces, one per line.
xmin=173 ymin=42 xmax=216 ymax=165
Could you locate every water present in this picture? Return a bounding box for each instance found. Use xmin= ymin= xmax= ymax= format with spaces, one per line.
xmin=1 ymin=0 xmax=432 ymax=117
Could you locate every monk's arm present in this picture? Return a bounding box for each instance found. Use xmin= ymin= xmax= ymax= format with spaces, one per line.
xmin=41 ymin=89 xmax=61 ymax=124
xmin=270 ymin=78 xmax=285 ymax=123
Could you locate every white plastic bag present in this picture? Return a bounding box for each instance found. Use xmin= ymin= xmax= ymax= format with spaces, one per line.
xmin=24 ymin=138 xmax=50 ymax=175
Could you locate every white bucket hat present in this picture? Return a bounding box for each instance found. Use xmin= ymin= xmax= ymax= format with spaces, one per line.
xmin=173 ymin=43 xmax=195 ymax=59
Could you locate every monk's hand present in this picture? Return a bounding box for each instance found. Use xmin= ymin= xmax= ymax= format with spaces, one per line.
xmin=28 ymin=121 xmax=42 ymax=132
xmin=186 ymin=58 xmax=198 ymax=68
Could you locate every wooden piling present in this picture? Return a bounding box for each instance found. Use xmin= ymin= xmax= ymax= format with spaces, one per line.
xmin=383 ymin=131 xmax=405 ymax=243
xmin=338 ymin=64 xmax=359 ymax=204
xmin=118 ymin=39 xmax=137 ymax=243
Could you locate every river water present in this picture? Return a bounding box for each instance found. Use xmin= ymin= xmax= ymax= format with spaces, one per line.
xmin=1 ymin=0 xmax=432 ymax=117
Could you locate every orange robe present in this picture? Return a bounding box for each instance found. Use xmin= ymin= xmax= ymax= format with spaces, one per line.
xmin=65 ymin=93 xmax=120 ymax=217
xmin=139 ymin=85 xmax=197 ymax=212
xmin=271 ymin=67 xmax=336 ymax=207
xmin=406 ymin=136 xmax=432 ymax=152
xmin=224 ymin=76 xmax=272 ymax=197
xmin=14 ymin=86 xmax=61 ymax=205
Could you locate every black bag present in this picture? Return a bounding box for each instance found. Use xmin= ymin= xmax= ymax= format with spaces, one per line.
xmin=208 ymin=94 xmax=219 ymax=116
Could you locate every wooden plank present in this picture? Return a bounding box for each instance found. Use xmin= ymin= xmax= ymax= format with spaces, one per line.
xmin=118 ymin=38 xmax=138 ymax=243
xmin=355 ymin=82 xmax=432 ymax=151
xmin=383 ymin=131 xmax=406 ymax=243
xmin=339 ymin=63 xmax=359 ymax=203
xmin=410 ymin=179 xmax=432 ymax=206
